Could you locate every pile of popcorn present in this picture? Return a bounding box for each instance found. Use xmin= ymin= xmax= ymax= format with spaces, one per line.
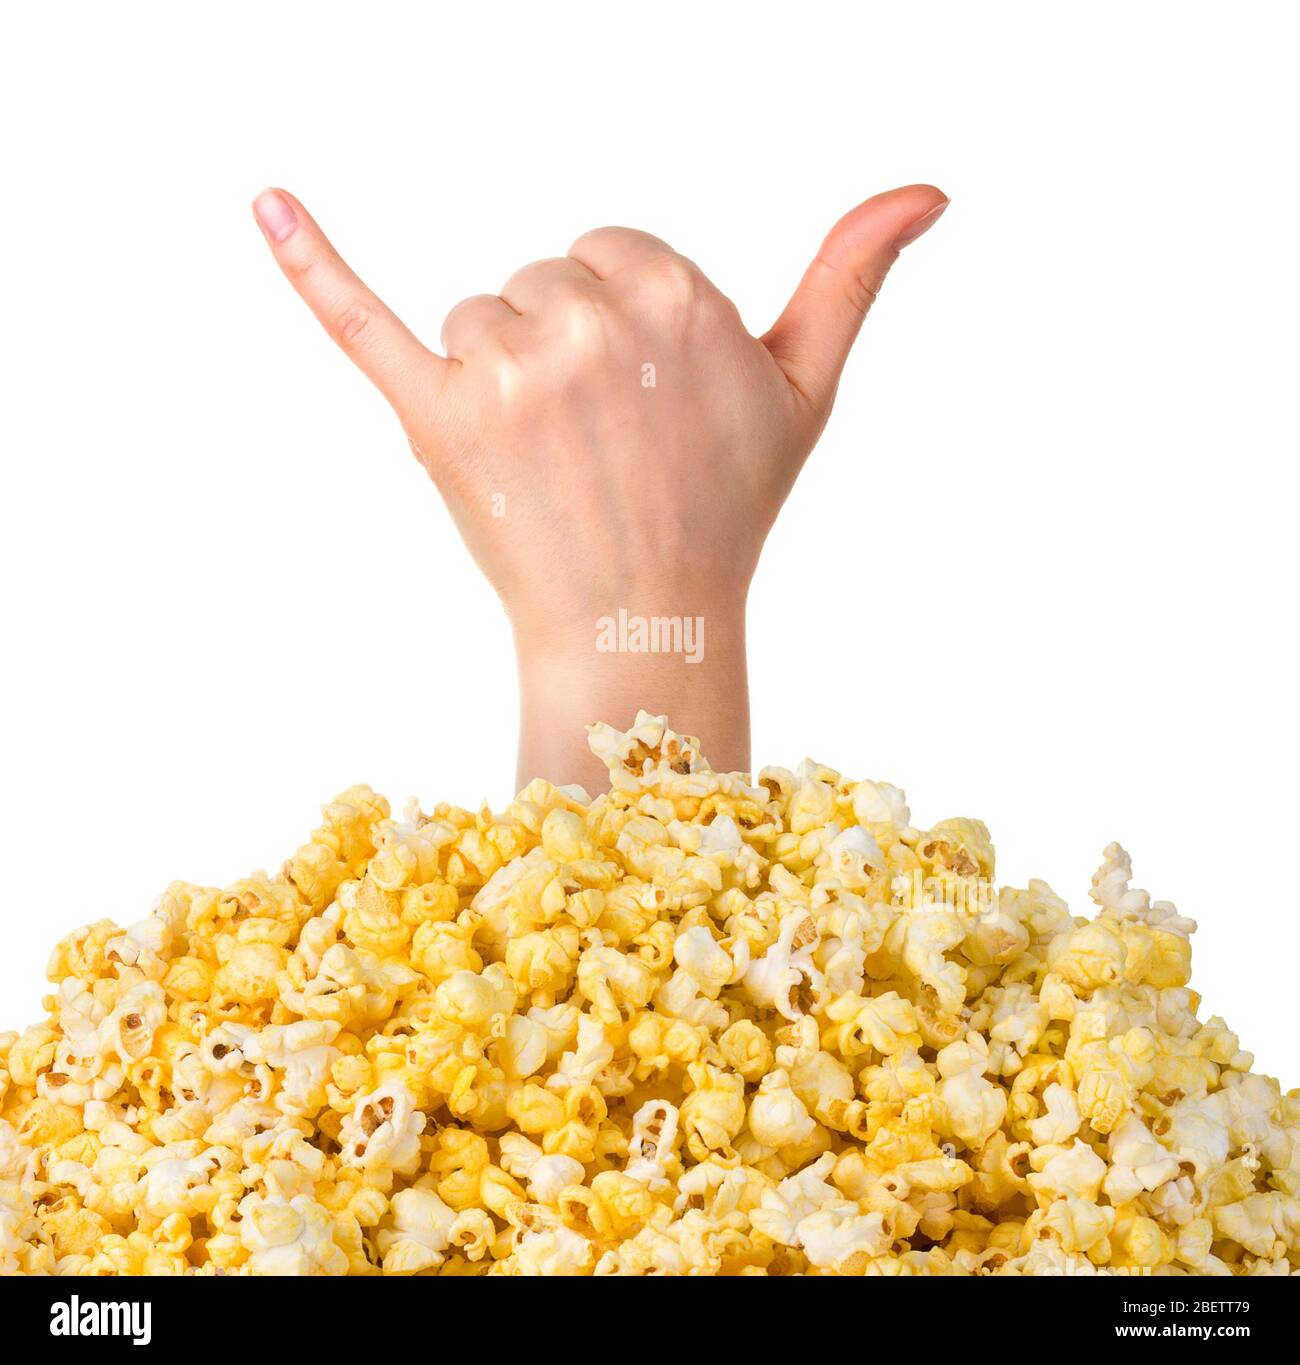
xmin=2 ymin=714 xmax=1297 ymax=1276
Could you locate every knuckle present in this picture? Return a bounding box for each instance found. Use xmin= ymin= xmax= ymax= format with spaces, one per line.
xmin=553 ymin=291 xmax=608 ymax=348
xmin=569 ymin=226 xmax=673 ymax=267
xmin=441 ymin=295 xmax=508 ymax=352
xmin=334 ymin=304 xmax=373 ymax=348
xmin=815 ymin=254 xmax=883 ymax=318
xmin=627 ymin=256 xmax=708 ymax=322
xmin=492 ymin=349 xmax=538 ymax=413
xmin=503 ymin=257 xmax=564 ymax=295
xmin=569 ymin=226 xmax=626 ymax=255
xmin=653 ymin=255 xmax=700 ymax=291
xmin=283 ymin=251 xmax=318 ymax=286
xmin=844 ymin=273 xmax=880 ymax=316
xmin=443 ymin=293 xmax=480 ymax=321
xmin=440 ymin=295 xmax=479 ymax=339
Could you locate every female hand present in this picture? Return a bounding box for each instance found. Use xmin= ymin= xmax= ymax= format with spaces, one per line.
xmin=253 ymin=184 xmax=947 ymax=791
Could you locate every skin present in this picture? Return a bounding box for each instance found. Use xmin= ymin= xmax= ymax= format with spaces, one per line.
xmin=253 ymin=184 xmax=948 ymax=792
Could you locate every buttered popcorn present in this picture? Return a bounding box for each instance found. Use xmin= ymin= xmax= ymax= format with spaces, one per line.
xmin=2 ymin=712 xmax=1297 ymax=1276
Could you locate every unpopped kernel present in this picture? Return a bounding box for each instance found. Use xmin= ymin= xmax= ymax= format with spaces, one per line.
xmin=1 ymin=712 xmax=1296 ymax=1275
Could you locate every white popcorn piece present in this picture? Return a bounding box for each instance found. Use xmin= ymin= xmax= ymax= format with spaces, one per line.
xmin=338 ymin=1082 xmax=425 ymax=1180
xmin=625 ymin=1099 xmax=680 ymax=1189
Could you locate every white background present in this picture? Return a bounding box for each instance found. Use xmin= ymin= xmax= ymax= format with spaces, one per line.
xmin=1 ymin=3 xmax=1296 ymax=1073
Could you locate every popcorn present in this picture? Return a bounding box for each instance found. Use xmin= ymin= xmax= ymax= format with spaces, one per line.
xmin=1028 ymin=1139 xmax=1108 ymax=1203
xmin=936 ymin=1034 xmax=1008 ymax=1149
xmin=747 ymin=1069 xmax=818 ymax=1150
xmin=743 ymin=910 xmax=820 ymax=1020
xmin=338 ymin=1083 xmax=425 ymax=1182
xmin=1026 ymin=1082 xmax=1082 ymax=1147
xmin=624 ymin=1100 xmax=681 ymax=1189
xmin=673 ymin=925 xmax=741 ymax=997
xmin=236 ymin=1192 xmax=349 ymax=1275
xmin=376 ymin=1185 xmax=458 ymax=1273
xmin=0 ymin=709 xmax=1295 ymax=1276
xmin=240 ymin=1020 xmax=341 ymax=1117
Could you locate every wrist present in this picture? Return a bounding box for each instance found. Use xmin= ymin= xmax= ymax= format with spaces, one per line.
xmin=506 ymin=567 xmax=750 ymax=662
xmin=512 ymin=588 xmax=750 ymax=792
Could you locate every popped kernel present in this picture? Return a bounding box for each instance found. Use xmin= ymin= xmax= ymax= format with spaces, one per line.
xmin=1 ymin=710 xmax=1296 ymax=1276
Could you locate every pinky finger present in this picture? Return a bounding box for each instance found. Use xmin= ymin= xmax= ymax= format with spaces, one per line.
xmin=252 ymin=187 xmax=451 ymax=421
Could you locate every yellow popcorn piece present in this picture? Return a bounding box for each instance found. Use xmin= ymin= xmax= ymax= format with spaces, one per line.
xmin=0 ymin=709 xmax=1297 ymax=1276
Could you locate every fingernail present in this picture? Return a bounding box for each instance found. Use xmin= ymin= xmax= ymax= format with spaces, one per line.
xmin=893 ymin=198 xmax=949 ymax=250
xmin=253 ymin=189 xmax=297 ymax=244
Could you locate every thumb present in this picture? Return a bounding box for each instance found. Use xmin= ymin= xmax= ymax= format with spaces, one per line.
xmin=763 ymin=185 xmax=948 ymax=412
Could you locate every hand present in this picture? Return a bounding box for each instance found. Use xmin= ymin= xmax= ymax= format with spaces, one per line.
xmin=253 ymin=184 xmax=948 ymax=791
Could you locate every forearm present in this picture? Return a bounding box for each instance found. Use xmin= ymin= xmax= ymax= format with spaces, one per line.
xmin=513 ymin=593 xmax=750 ymax=792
